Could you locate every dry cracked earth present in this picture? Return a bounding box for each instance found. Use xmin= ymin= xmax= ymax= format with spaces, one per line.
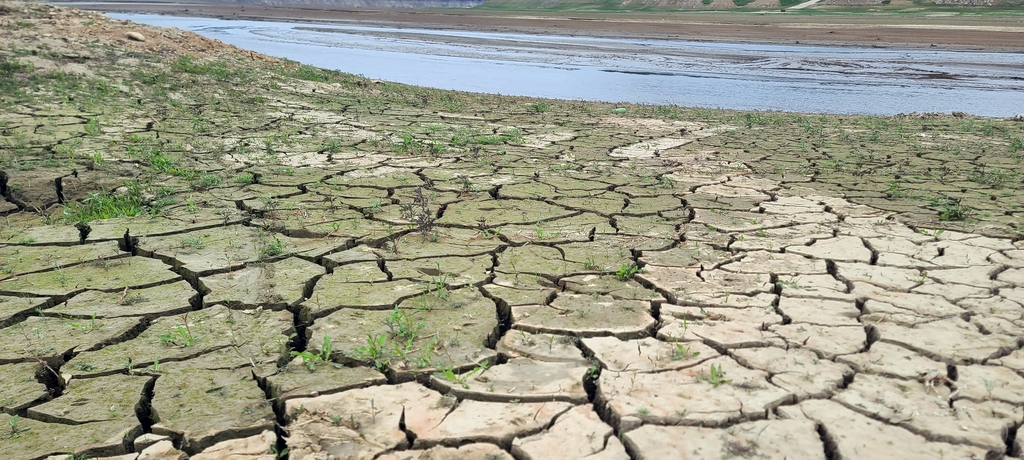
xmin=3 ymin=2 xmax=1024 ymax=460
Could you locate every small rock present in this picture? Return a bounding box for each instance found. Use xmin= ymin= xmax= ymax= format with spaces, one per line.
xmin=126 ymin=32 xmax=145 ymax=42
xmin=135 ymin=433 xmax=171 ymax=452
xmin=138 ymin=440 xmax=187 ymax=460
xmin=190 ymin=430 xmax=276 ymax=459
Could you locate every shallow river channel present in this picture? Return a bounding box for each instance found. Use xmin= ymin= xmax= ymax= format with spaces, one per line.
xmin=112 ymin=13 xmax=1024 ymax=116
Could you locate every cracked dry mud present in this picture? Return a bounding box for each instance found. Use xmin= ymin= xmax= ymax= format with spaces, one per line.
xmin=3 ymin=2 xmax=1024 ymax=460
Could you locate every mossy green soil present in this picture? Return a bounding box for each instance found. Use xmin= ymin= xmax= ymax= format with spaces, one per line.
xmin=2 ymin=2 xmax=1024 ymax=459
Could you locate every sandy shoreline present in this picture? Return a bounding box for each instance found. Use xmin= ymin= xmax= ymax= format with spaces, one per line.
xmin=69 ymin=2 xmax=1024 ymax=52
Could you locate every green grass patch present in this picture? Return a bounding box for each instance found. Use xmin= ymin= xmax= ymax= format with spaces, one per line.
xmin=62 ymin=183 xmax=146 ymax=223
xmin=1010 ymin=136 xmax=1024 ymax=153
xmin=122 ymin=134 xmax=196 ymax=178
xmin=0 ymin=57 xmax=32 ymax=93
xmin=528 ymin=102 xmax=550 ymax=113
xmin=288 ymin=64 xmax=335 ymax=83
xmin=235 ymin=173 xmax=259 ymax=184
xmin=450 ymin=128 xmax=524 ymax=146
xmin=171 ymin=55 xmax=249 ymax=82
xmin=928 ymin=196 xmax=973 ymax=222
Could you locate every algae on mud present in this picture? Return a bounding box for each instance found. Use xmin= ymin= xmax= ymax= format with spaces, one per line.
xmin=1 ymin=1 xmax=1024 ymax=459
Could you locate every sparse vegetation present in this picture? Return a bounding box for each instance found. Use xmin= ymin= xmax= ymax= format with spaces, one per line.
xmin=615 ymin=263 xmax=641 ymax=281
xmin=671 ymin=343 xmax=700 ymax=360
xmin=929 ymin=196 xmax=973 ymax=222
xmin=400 ymin=187 xmax=437 ymax=236
xmin=158 ymin=325 xmax=195 ymax=347
xmin=697 ymin=363 xmax=732 ymax=388
xmin=528 ymin=102 xmax=550 ymax=113
xmin=290 ymin=335 xmax=335 ymax=371
xmin=61 ymin=183 xmax=147 ymax=224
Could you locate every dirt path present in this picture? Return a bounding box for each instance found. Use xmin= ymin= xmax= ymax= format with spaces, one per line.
xmin=2 ymin=2 xmax=1024 ymax=459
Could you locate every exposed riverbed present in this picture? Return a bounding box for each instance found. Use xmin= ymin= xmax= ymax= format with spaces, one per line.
xmin=111 ymin=13 xmax=1023 ymax=116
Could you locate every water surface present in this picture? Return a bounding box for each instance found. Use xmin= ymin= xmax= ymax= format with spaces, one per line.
xmin=111 ymin=13 xmax=1024 ymax=116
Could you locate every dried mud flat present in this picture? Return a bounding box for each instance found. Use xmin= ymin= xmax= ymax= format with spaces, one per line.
xmin=2 ymin=2 xmax=1024 ymax=459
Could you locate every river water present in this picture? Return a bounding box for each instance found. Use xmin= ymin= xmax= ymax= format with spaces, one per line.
xmin=111 ymin=13 xmax=1024 ymax=117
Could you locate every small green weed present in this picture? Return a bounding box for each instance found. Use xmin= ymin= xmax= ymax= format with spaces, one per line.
xmin=435 ymin=362 xmax=487 ymax=389
xmin=615 ymin=263 xmax=641 ymax=281
xmin=290 ymin=335 xmax=334 ymax=371
xmin=84 ymin=117 xmax=101 ymax=135
xmin=195 ymin=173 xmax=222 ymax=189
xmin=1009 ymin=136 xmax=1023 ymax=153
xmin=929 ymin=196 xmax=973 ymax=222
xmin=970 ymin=167 xmax=1020 ymax=188
xmin=179 ymin=234 xmax=205 ymax=251
xmin=234 ymin=172 xmax=258 ymax=184
xmin=885 ymin=182 xmax=911 ymax=198
xmin=270 ymin=445 xmax=289 ymax=459
xmin=257 ymin=229 xmax=284 ymax=259
xmin=322 ymin=138 xmax=344 ymax=153
xmin=66 ymin=313 xmax=104 ymax=332
xmin=62 ymin=183 xmax=145 ymax=224
xmin=671 ymin=343 xmax=700 ymax=360
xmin=697 ymin=363 xmax=732 ymax=388
xmin=158 ymin=317 xmax=195 ymax=348
xmin=350 ymin=333 xmax=390 ymax=372
xmin=7 ymin=415 xmax=28 ymax=439
xmin=528 ymin=102 xmax=550 ymax=113
xmin=399 ymin=187 xmax=436 ymax=236
xmin=386 ymin=308 xmax=425 ymax=341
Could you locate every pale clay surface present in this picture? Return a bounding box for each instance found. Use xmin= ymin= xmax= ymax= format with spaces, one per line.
xmin=15 ymin=155 xmax=1023 ymax=460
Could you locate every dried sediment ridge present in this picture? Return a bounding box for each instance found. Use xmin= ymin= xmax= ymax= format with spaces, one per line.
xmin=2 ymin=2 xmax=1024 ymax=459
